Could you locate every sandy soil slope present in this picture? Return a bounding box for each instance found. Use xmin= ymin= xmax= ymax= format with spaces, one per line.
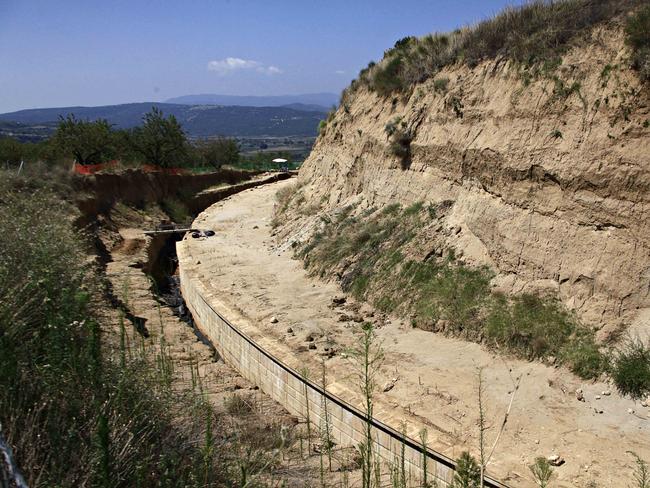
xmin=181 ymin=179 xmax=650 ymax=488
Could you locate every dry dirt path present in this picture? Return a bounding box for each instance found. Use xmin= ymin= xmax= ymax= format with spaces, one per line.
xmin=182 ymin=179 xmax=650 ymax=488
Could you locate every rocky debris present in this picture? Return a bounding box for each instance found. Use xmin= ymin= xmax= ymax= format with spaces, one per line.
xmin=320 ymin=346 xmax=337 ymax=358
xmin=332 ymin=295 xmax=346 ymax=305
xmin=351 ymin=314 xmax=364 ymax=323
xmin=575 ymin=389 xmax=585 ymax=402
xmin=547 ymin=455 xmax=565 ymax=467
xmin=270 ymin=316 xmax=279 ymax=324
xmin=594 ymin=407 xmax=604 ymax=414
xmin=628 ymin=408 xmax=635 ymax=415
xmin=305 ymin=333 xmax=315 ymax=342
xmin=338 ymin=313 xmax=351 ymax=322
xmin=602 ymin=390 xmax=611 ymax=396
xmin=383 ymin=377 xmax=399 ymax=392
xmin=308 ymin=343 xmax=317 ymax=350
xmin=286 ymin=327 xmax=294 ymax=335
xmin=435 ymin=319 xmax=450 ymax=332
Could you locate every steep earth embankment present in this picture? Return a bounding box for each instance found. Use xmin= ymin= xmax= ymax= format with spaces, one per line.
xmin=285 ymin=26 xmax=650 ymax=339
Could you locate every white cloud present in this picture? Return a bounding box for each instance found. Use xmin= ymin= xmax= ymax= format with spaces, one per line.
xmin=207 ymin=57 xmax=281 ymax=75
xmin=263 ymin=65 xmax=283 ymax=75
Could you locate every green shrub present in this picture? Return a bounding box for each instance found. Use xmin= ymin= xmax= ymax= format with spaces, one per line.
xmin=562 ymin=336 xmax=606 ymax=380
xmin=371 ymin=56 xmax=405 ymax=96
xmin=433 ymin=76 xmax=450 ymax=92
xmin=160 ymin=197 xmax=191 ymax=223
xmin=453 ymin=451 xmax=480 ymax=488
xmin=225 ymin=394 xmax=253 ymax=416
xmin=357 ymin=0 xmax=643 ymax=96
xmin=388 ymin=127 xmax=413 ymax=169
xmin=529 ymin=457 xmax=554 ymax=488
xmin=612 ymin=338 xmax=650 ymax=399
xmin=626 ymin=5 xmax=650 ymax=80
xmin=487 ymin=294 xmax=577 ymax=359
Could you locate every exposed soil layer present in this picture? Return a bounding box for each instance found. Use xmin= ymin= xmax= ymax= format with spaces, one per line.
xmin=182 ymin=180 xmax=650 ymax=488
xmin=290 ymin=27 xmax=650 ymax=340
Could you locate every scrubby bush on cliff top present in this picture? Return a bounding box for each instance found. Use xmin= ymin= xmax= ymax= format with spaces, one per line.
xmin=348 ymin=0 xmax=647 ymax=97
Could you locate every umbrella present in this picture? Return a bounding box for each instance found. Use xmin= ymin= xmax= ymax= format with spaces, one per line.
xmin=272 ymin=158 xmax=288 ymax=163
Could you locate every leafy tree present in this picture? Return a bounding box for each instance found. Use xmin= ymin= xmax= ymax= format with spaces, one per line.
xmin=197 ymin=137 xmax=240 ymax=169
xmin=131 ymin=107 xmax=188 ymax=168
xmin=0 ymin=137 xmax=26 ymax=163
xmin=52 ymin=115 xmax=115 ymax=165
xmin=111 ymin=129 xmax=140 ymax=164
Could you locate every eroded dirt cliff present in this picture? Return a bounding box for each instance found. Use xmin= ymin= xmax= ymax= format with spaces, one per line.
xmin=286 ymin=26 xmax=650 ymax=339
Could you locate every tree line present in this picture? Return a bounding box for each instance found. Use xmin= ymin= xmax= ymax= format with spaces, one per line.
xmin=0 ymin=107 xmax=240 ymax=169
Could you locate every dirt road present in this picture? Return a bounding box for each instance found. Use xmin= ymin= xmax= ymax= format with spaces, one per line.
xmin=182 ymin=179 xmax=650 ymax=487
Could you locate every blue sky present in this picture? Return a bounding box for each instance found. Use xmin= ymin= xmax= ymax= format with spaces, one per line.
xmin=0 ymin=0 xmax=526 ymax=113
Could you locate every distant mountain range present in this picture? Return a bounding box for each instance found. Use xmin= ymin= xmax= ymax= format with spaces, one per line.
xmin=0 ymin=102 xmax=328 ymax=139
xmin=165 ymin=92 xmax=339 ymax=110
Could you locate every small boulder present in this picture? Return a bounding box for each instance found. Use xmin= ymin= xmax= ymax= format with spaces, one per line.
xmin=383 ymin=381 xmax=395 ymax=392
xmin=547 ymin=455 xmax=565 ymax=467
xmin=270 ymin=316 xmax=279 ymax=324
xmin=286 ymin=327 xmax=294 ymax=334
xmin=332 ymin=296 xmax=347 ymax=305
xmin=338 ymin=314 xmax=351 ymax=322
xmin=308 ymin=343 xmax=317 ymax=350
xmin=575 ymin=389 xmax=585 ymax=402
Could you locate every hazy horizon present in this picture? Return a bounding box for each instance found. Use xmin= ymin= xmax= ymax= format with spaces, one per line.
xmin=1 ymin=0 xmax=526 ymax=113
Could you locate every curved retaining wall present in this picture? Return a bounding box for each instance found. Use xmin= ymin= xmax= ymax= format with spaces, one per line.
xmin=178 ymin=250 xmax=507 ymax=488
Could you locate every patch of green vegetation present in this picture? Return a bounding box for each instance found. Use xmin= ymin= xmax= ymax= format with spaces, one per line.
xmin=383 ymin=118 xmax=413 ymax=169
xmin=160 ymin=196 xmax=191 ymax=223
xmin=611 ymin=337 xmax=650 ymax=399
xmin=351 ymin=0 xmax=643 ymax=97
xmin=0 ymin=174 xmax=200 ymax=485
xmin=297 ymin=201 xmax=616 ymax=383
xmin=0 ymin=169 xmax=301 ymax=486
xmin=625 ymin=4 xmax=650 ymax=81
xmin=433 ymin=76 xmax=450 ymax=93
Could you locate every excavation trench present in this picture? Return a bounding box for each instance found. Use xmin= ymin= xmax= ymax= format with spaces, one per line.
xmin=148 ymin=233 xmax=216 ymax=352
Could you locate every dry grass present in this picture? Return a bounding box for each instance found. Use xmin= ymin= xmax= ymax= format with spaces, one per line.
xmin=348 ymin=0 xmax=645 ymax=97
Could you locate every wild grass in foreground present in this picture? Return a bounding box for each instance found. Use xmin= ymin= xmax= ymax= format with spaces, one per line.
xmin=294 ymin=200 xmax=650 ymax=397
xmin=0 ymin=170 xmax=293 ymax=486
